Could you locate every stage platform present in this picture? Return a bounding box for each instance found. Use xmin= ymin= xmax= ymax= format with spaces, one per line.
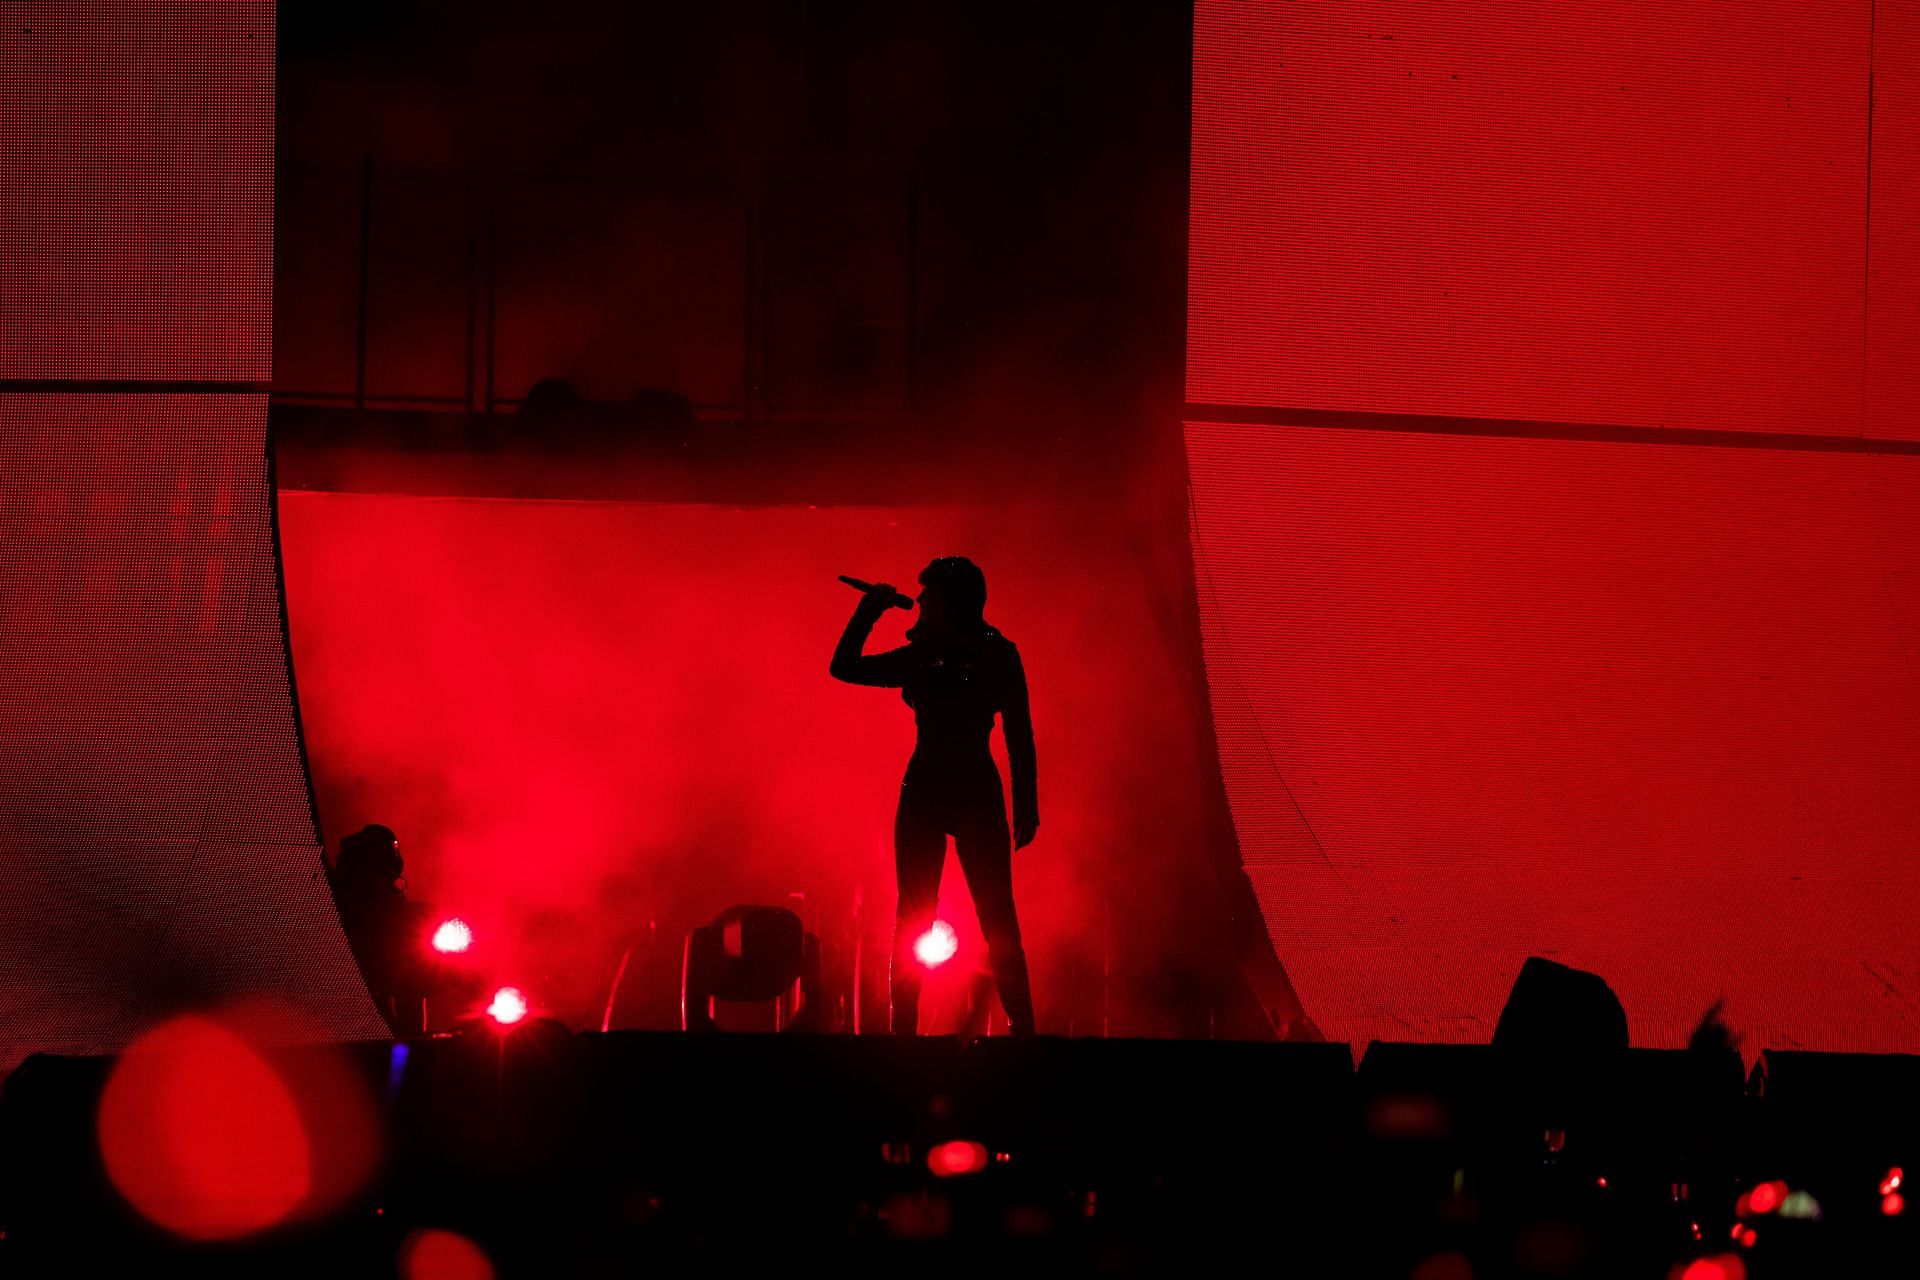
xmin=3 ymin=1031 xmax=1915 ymax=1275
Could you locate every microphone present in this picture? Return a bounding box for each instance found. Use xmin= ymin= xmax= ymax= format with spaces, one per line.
xmin=838 ymin=575 xmax=915 ymax=611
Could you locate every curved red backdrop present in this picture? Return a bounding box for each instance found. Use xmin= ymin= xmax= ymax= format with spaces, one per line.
xmin=1189 ymin=0 xmax=1920 ymax=1050
xmin=0 ymin=2 xmax=385 ymax=1073
xmin=0 ymin=398 xmax=387 ymax=1071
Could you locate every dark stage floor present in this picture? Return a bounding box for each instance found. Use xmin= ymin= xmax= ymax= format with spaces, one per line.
xmin=3 ymin=1031 xmax=1915 ymax=1277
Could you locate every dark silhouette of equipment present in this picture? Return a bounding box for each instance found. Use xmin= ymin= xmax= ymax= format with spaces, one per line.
xmin=681 ymin=905 xmax=822 ymax=1032
xmin=513 ymin=380 xmax=696 ymax=449
xmin=518 ymin=377 xmax=584 ymax=413
xmin=1493 ymin=956 xmax=1629 ymax=1063
xmin=1490 ymin=956 xmax=1630 ymax=1130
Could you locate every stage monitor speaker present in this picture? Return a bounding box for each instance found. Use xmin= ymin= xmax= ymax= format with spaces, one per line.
xmin=1493 ymin=956 xmax=1629 ymax=1064
xmin=682 ymin=905 xmax=822 ymax=1032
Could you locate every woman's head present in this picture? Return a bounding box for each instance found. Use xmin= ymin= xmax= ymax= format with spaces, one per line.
xmin=915 ymin=556 xmax=987 ymax=632
xmin=337 ymin=823 xmax=403 ymax=888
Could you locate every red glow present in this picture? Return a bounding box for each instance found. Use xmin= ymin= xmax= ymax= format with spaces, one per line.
xmin=399 ymin=1228 xmax=496 ymax=1280
xmin=1676 ymin=1255 xmax=1746 ymax=1280
xmin=95 ymin=1007 xmax=380 ymax=1240
xmin=914 ymin=921 xmax=960 ymax=969
xmin=1747 ymin=1180 xmax=1785 ymax=1214
xmin=431 ymin=918 xmax=474 ymax=955
xmin=1882 ymin=1167 xmax=1904 ymax=1195
xmin=487 ymin=987 xmax=529 ymax=1026
xmin=927 ymin=1140 xmax=989 ymax=1177
xmin=1884 ymin=1192 xmax=1906 ymax=1217
xmin=98 ymin=1016 xmax=308 ymax=1238
xmin=281 ymin=494 xmax=1206 ymax=1034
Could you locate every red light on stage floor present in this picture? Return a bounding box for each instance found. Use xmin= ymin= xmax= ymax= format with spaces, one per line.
xmin=486 ymin=987 xmax=528 ymax=1026
xmin=431 ymin=918 xmax=473 ymax=955
xmin=914 ymin=921 xmax=959 ymax=969
xmin=927 ymin=1140 xmax=989 ymax=1177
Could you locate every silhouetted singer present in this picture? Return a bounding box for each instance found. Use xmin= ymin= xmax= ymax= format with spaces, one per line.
xmin=831 ymin=556 xmax=1038 ymax=1037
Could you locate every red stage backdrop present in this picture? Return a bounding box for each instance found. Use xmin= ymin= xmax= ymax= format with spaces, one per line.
xmin=1189 ymin=1 xmax=1920 ymax=1050
xmin=0 ymin=397 xmax=386 ymax=1070
xmin=0 ymin=3 xmax=385 ymax=1073
xmin=0 ymin=3 xmax=274 ymax=381
xmin=278 ymin=491 xmax=1219 ymax=1034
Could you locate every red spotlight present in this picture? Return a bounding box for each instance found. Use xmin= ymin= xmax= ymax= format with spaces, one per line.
xmin=927 ymin=1140 xmax=988 ymax=1177
xmin=1747 ymin=1180 xmax=1785 ymax=1214
xmin=913 ymin=921 xmax=958 ymax=969
xmin=1884 ymin=1192 xmax=1906 ymax=1217
xmin=431 ymin=918 xmax=473 ymax=955
xmin=1881 ymin=1167 xmax=1904 ymax=1196
xmin=486 ymin=987 xmax=528 ymax=1027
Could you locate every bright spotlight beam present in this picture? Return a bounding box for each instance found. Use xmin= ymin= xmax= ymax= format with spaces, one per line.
xmin=486 ymin=986 xmax=528 ymax=1026
xmin=431 ymin=918 xmax=473 ymax=955
xmin=913 ymin=921 xmax=958 ymax=969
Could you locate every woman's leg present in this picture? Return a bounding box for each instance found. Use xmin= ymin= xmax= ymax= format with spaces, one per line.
xmin=891 ymin=786 xmax=947 ymax=1035
xmin=955 ymin=813 xmax=1036 ymax=1037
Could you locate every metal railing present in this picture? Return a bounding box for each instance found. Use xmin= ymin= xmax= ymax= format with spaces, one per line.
xmin=275 ymin=158 xmax=920 ymax=422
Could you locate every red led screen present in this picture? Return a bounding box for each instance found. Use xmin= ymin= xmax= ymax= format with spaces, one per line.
xmin=277 ymin=492 xmax=1222 ymax=1034
xmin=1186 ymin=419 xmax=1920 ymax=1051
xmin=1190 ymin=1 xmax=1919 ymax=1049
xmin=1868 ymin=0 xmax=1920 ymax=441
xmin=1190 ymin=0 xmax=1874 ymax=436
xmin=0 ymin=3 xmax=274 ymax=381
xmin=0 ymin=396 xmax=387 ymax=1072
